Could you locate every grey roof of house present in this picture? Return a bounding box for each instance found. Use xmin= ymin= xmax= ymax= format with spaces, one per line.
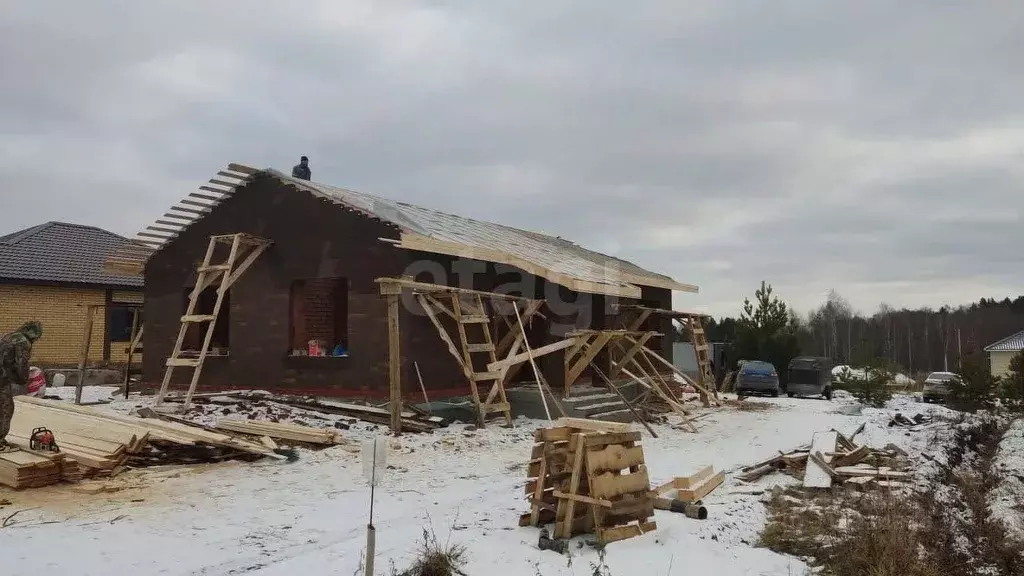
xmin=267 ymin=169 xmax=688 ymax=292
xmin=985 ymin=330 xmax=1024 ymax=352
xmin=0 ymin=222 xmax=143 ymax=288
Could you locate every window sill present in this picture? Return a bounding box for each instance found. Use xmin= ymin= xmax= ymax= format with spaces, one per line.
xmin=285 ymin=355 xmax=350 ymax=369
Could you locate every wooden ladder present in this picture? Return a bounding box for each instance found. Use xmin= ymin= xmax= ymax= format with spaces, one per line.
xmin=451 ymin=294 xmax=512 ymax=426
xmin=690 ymin=318 xmax=718 ymax=401
xmin=154 ymin=233 xmax=271 ymax=410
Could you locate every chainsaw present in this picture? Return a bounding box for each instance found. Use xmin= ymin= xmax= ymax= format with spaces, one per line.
xmin=29 ymin=427 xmax=59 ymax=453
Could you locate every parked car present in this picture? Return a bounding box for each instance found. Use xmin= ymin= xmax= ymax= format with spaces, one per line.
xmin=786 ymin=356 xmax=834 ymax=400
xmin=735 ymin=360 xmax=781 ymax=397
xmin=923 ymin=371 xmax=959 ymax=403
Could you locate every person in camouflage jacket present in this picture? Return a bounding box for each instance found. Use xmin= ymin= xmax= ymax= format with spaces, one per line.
xmin=0 ymin=321 xmax=42 ymax=449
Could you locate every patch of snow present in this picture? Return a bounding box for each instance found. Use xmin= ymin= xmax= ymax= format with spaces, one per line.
xmin=48 ymin=385 xmax=120 ymax=404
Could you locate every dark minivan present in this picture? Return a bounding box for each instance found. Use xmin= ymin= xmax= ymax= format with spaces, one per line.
xmin=786 ymin=356 xmax=834 ymax=400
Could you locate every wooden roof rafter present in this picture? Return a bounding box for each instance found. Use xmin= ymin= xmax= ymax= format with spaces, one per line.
xmin=101 ymin=163 xmax=255 ymax=276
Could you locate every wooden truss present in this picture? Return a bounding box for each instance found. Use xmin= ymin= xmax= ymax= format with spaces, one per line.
xmin=522 ymin=422 xmax=657 ymax=544
xmin=155 ymin=233 xmax=272 ymax=410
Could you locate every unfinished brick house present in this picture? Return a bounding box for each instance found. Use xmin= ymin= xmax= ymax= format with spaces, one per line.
xmin=104 ymin=164 xmax=703 ymax=415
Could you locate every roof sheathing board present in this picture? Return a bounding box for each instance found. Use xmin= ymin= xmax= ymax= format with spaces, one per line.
xmin=269 ymin=171 xmax=688 ymax=295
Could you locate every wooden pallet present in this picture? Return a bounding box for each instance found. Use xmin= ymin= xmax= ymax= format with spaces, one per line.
xmin=522 ymin=423 xmax=656 ymax=544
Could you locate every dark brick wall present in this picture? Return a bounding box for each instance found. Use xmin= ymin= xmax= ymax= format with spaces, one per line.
xmin=144 ymin=175 xmax=407 ymax=397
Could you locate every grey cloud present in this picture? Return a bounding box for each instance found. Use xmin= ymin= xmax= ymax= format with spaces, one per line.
xmin=1 ymin=0 xmax=1022 ymax=319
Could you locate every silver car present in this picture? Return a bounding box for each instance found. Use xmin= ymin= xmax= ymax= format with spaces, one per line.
xmin=923 ymin=371 xmax=959 ymax=403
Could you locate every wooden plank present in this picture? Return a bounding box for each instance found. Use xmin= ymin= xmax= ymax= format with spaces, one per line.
xmin=566 ymin=332 xmax=614 ymax=386
xmin=556 ymin=433 xmax=588 ymax=539
xmin=834 ymin=445 xmax=871 ymax=468
xmin=584 ymin=431 xmax=642 ymax=449
xmin=833 ymin=467 xmax=912 ymax=479
xmin=590 ymin=468 xmax=650 ymax=499
xmin=535 ymin=427 xmax=572 ymax=443
xmin=586 ymin=445 xmax=645 ymax=475
xmin=598 ymin=521 xmax=657 ymax=544
xmin=555 ymin=418 xmax=632 ymax=434
xmin=215 ymin=420 xmax=339 ymax=444
xmin=486 ymin=337 xmax=577 ymax=372
xmin=415 ymin=295 xmax=470 ymax=376
xmin=654 ymin=465 xmax=715 ymax=494
xmin=803 ymin=431 xmax=838 ymax=488
xmin=675 ymin=470 xmax=724 ymax=502
xmin=553 ymin=490 xmax=612 ymax=508
xmin=607 ymin=332 xmax=655 ymax=379
xmin=227 ymin=163 xmax=257 ymax=175
xmin=529 ymin=440 xmax=550 ymax=526
xmin=74 ymin=305 xmax=97 ymax=404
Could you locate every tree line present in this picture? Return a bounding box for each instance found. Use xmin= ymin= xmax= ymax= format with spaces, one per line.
xmin=690 ymin=284 xmax=1024 ymax=377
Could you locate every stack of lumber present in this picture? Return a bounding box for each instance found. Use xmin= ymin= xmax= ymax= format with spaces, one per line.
xmin=9 ymin=398 xmax=147 ymax=478
xmin=2 ymin=396 xmax=283 ymax=488
xmin=735 ymin=425 xmax=913 ymax=490
xmin=0 ymin=449 xmax=64 ymax=489
xmin=214 ymin=419 xmax=344 ymax=445
xmin=521 ymin=419 xmax=657 ymax=544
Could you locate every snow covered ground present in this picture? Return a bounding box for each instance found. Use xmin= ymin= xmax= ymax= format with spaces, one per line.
xmin=1 ymin=391 xmax=965 ymax=576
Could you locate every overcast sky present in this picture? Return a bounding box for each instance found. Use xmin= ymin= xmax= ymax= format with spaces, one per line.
xmin=2 ymin=2 xmax=1021 ymax=317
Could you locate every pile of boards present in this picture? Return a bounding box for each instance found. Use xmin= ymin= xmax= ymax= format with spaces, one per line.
xmin=1 ymin=396 xmax=281 ymax=489
xmin=214 ymin=418 xmax=344 ymax=445
xmin=520 ymin=418 xmax=658 ymax=544
xmin=736 ymin=424 xmax=913 ymax=491
xmin=0 ymin=450 xmax=69 ymax=489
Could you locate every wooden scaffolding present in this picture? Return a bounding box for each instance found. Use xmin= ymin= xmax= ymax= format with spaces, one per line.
xmin=154 ymin=233 xmax=271 ymax=411
xmin=615 ymin=305 xmax=720 ymax=407
xmin=378 ymin=278 xmax=566 ymax=432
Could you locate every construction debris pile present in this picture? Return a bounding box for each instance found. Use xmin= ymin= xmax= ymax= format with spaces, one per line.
xmin=162 ymin=391 xmax=448 ymax=434
xmin=737 ymin=424 xmax=913 ymax=491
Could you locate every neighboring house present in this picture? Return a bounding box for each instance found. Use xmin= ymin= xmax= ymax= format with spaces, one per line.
xmin=985 ymin=330 xmax=1024 ymax=378
xmin=104 ymin=164 xmax=697 ymax=398
xmin=0 ymin=222 xmax=143 ymax=366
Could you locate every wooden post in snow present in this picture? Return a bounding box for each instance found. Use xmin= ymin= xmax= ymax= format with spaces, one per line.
xmin=75 ymin=305 xmax=100 ymax=405
xmin=384 ymin=289 xmax=402 ymax=435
